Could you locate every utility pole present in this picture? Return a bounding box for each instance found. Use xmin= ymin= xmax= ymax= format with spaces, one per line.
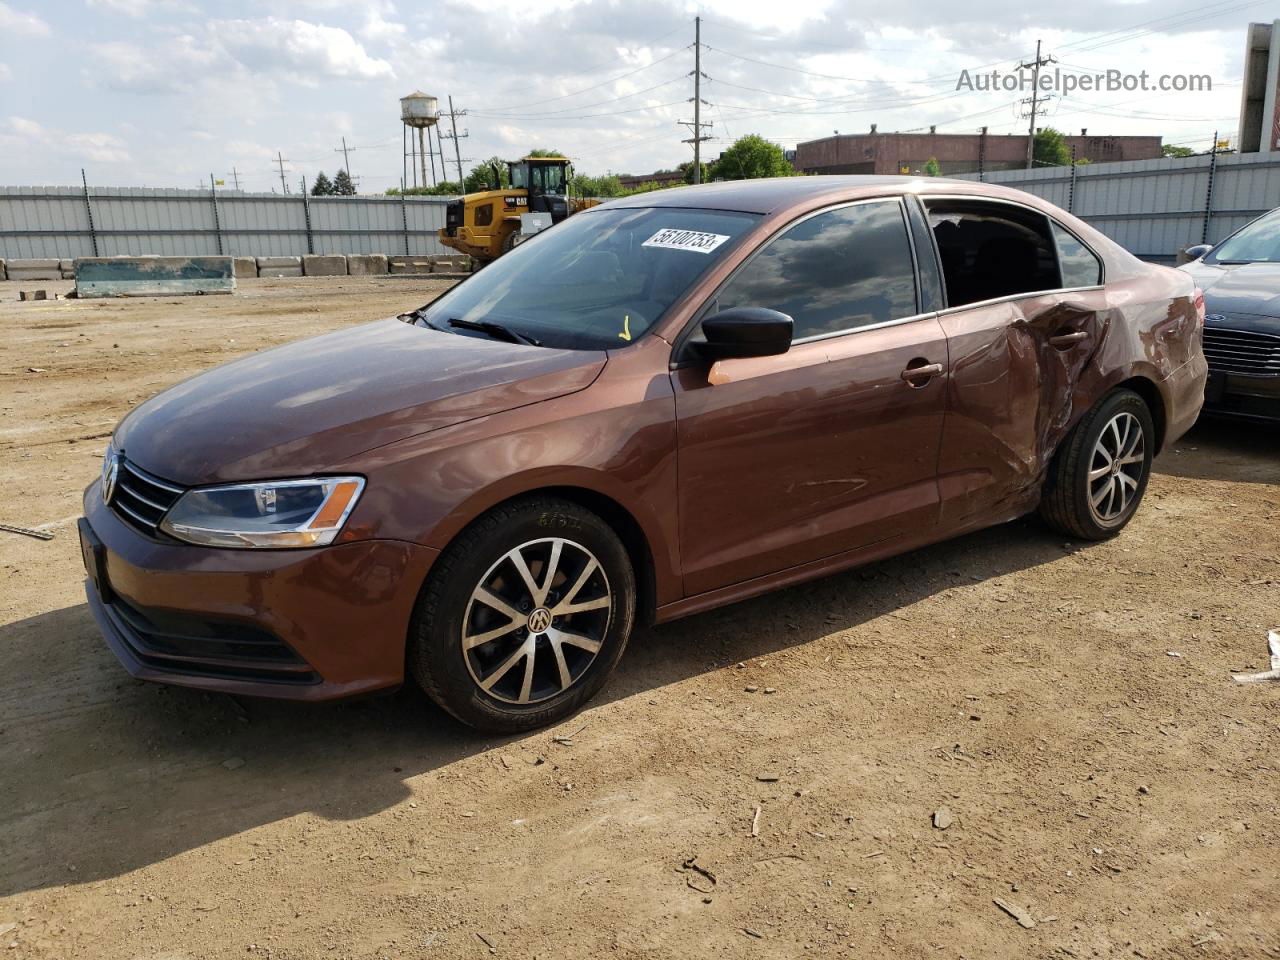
xmin=442 ymin=96 xmax=468 ymax=186
xmin=228 ymin=167 xmax=241 ymax=191
xmin=680 ymin=16 xmax=712 ymax=183
xmin=275 ymin=152 xmax=290 ymax=193
xmin=335 ymin=136 xmax=354 ymax=180
xmin=1018 ymin=39 xmax=1056 ymax=170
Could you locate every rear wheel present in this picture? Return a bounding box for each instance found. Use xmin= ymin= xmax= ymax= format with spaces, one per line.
xmin=409 ymin=497 xmax=635 ymax=732
xmin=1040 ymin=388 xmax=1155 ymax=540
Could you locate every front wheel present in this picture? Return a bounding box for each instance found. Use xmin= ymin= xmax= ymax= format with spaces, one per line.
xmin=1039 ymin=388 xmax=1155 ymax=540
xmin=408 ymin=497 xmax=636 ymax=732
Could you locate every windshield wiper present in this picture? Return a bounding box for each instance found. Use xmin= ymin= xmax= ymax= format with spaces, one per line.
xmin=447 ymin=317 xmax=543 ymax=347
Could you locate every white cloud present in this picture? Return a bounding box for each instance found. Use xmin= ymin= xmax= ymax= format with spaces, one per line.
xmin=6 ymin=116 xmax=132 ymax=164
xmin=0 ymin=64 xmax=11 ymax=82
xmin=210 ymin=18 xmax=394 ymax=81
xmin=87 ymin=0 xmax=195 ymax=15
xmin=359 ymin=10 xmax=406 ymax=44
xmin=0 ymin=1 xmax=50 ymax=36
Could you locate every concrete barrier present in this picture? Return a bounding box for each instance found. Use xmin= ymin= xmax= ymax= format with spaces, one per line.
xmin=431 ymin=256 xmax=470 ymax=273
xmin=256 ymin=256 xmax=302 ymax=278
xmin=388 ymin=256 xmax=434 ymax=275
xmin=232 ymin=257 xmax=257 ymax=279
xmin=73 ymin=257 xmax=236 ymax=298
xmin=347 ymin=254 xmax=388 ymax=276
xmin=0 ymin=259 xmax=6 ymax=281
xmin=303 ymin=254 xmax=347 ymax=277
xmin=6 ymin=259 xmax=62 ymax=281
xmin=59 ymin=259 xmax=75 ymax=279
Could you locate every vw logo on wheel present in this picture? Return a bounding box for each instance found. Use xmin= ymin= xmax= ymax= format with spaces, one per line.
xmin=527 ymin=607 xmax=552 ymax=634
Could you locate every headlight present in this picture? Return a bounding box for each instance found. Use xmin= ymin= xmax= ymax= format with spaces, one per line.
xmin=159 ymin=477 xmax=365 ymax=549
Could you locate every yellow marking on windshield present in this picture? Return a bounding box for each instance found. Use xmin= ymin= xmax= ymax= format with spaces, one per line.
xmin=618 ymin=314 xmax=632 ymax=342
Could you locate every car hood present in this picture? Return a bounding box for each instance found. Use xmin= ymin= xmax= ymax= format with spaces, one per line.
xmin=114 ymin=318 xmax=607 ymax=485
xmin=1179 ymin=261 xmax=1280 ymax=317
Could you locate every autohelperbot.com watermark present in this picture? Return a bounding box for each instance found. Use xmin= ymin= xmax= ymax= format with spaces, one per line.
xmin=956 ymin=67 xmax=1212 ymax=95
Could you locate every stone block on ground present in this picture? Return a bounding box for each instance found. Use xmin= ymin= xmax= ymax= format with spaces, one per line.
xmin=74 ymin=256 xmax=235 ymax=298
xmin=346 ymin=254 xmax=388 ymax=276
xmin=232 ymin=257 xmax=257 ymax=279
xmin=388 ymin=256 xmax=434 ymax=275
xmin=303 ymin=254 xmax=348 ymax=277
xmin=0 ymin=259 xmax=6 ymax=281
xmin=256 ymin=256 xmax=303 ymax=278
xmin=6 ymin=259 xmax=63 ymax=281
xmin=59 ymin=259 xmax=75 ymax=279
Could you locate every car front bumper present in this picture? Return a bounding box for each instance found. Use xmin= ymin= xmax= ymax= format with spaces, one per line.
xmin=1203 ymin=369 xmax=1280 ymax=422
xmin=81 ymin=481 xmax=438 ymax=700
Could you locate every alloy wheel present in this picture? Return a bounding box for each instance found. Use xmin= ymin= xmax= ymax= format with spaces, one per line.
xmin=460 ymin=537 xmax=612 ymax=705
xmin=1087 ymin=411 xmax=1145 ymax=525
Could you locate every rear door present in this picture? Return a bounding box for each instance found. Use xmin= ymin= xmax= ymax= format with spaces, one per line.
xmin=671 ymin=198 xmax=949 ymax=596
xmin=922 ymin=197 xmax=1106 ymax=524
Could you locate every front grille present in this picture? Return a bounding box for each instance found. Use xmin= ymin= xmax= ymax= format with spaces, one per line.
xmin=110 ymin=458 xmax=184 ymax=537
xmin=1202 ymin=326 xmax=1280 ymax=378
xmin=105 ymin=594 xmax=320 ymax=685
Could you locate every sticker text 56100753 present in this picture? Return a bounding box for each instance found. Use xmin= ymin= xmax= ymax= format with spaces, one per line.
xmin=642 ymin=229 xmax=731 ymax=254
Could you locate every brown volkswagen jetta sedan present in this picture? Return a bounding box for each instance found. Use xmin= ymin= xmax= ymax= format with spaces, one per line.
xmin=80 ymin=177 xmax=1207 ymax=731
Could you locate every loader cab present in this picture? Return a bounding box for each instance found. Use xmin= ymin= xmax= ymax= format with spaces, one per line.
xmin=509 ymin=157 xmax=571 ymax=224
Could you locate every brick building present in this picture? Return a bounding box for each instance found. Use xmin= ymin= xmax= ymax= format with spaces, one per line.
xmin=793 ymin=127 xmax=1164 ymax=176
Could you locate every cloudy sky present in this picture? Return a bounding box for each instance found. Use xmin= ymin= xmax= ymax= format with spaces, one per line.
xmin=0 ymin=0 xmax=1264 ymax=191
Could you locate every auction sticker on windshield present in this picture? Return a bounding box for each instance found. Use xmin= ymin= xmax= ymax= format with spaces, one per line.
xmin=642 ymin=228 xmax=731 ymax=254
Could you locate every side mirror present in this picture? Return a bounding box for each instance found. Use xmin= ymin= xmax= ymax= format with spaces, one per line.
xmin=696 ymin=307 xmax=793 ymax=361
xmin=1184 ymin=243 xmax=1213 ymax=261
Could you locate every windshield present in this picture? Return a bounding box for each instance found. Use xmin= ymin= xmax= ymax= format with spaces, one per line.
xmin=532 ymin=163 xmax=565 ymax=193
xmin=417 ymin=206 xmax=760 ymax=350
xmin=1207 ymin=208 xmax=1280 ymax=264
xmin=509 ymin=163 xmax=528 ymax=189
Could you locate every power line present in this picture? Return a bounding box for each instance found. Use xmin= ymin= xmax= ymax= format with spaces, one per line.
xmin=470 ymin=42 xmax=688 ymax=113
xmin=472 ymin=74 xmax=689 ymax=119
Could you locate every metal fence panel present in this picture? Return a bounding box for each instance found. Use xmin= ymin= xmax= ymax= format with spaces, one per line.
xmin=957 ymin=152 xmax=1280 ymax=261
xmin=0 ymin=187 xmax=455 ymax=261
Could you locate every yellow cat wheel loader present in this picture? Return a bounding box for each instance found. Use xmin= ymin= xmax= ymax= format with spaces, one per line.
xmin=439 ymin=156 xmax=598 ymax=265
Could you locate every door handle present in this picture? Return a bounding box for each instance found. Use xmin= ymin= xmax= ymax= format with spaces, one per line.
xmin=1049 ymin=330 xmax=1089 ymax=348
xmin=900 ymin=361 xmax=944 ymax=383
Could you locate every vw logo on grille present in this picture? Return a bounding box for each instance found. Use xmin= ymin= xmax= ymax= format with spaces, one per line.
xmin=102 ymin=451 xmax=121 ymax=505
xmin=1205 ymin=314 xmax=1226 ymax=323
xmin=527 ymin=607 xmax=552 ymax=634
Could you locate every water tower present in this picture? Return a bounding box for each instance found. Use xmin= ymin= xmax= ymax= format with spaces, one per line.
xmin=400 ymin=91 xmax=442 ymax=189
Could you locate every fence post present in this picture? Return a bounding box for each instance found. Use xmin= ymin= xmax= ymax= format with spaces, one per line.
xmin=1068 ymin=146 xmax=1077 ymax=214
xmin=1202 ymin=131 xmax=1219 ymax=245
xmin=300 ymin=177 xmax=314 ymax=255
xmin=209 ymin=174 xmax=224 ymax=255
xmin=81 ymin=168 xmax=99 ymax=257
xmin=400 ymin=191 xmax=410 ymax=255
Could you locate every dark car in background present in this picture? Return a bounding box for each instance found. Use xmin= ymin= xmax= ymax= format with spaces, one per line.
xmin=1181 ymin=207 xmax=1280 ymax=421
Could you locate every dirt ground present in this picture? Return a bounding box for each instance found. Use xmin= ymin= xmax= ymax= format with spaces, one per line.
xmin=1 ymin=276 xmax=1278 ymax=960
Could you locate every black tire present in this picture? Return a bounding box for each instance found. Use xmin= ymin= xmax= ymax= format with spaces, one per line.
xmin=408 ymin=497 xmax=636 ymax=732
xmin=1040 ymin=388 xmax=1155 ymax=540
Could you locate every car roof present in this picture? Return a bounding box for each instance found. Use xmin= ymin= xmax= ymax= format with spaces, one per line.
xmin=598 ymin=175 xmax=1048 ymax=216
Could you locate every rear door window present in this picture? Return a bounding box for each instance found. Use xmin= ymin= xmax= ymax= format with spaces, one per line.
xmin=1051 ymin=222 xmax=1103 ymax=287
xmin=712 ymin=199 xmax=918 ymax=340
xmin=924 ymin=199 xmax=1061 ymax=307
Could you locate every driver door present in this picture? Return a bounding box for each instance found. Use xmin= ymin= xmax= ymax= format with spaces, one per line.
xmin=671 ymin=199 xmax=948 ymax=596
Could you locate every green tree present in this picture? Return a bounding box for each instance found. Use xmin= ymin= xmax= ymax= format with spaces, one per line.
xmin=464 ymin=157 xmax=508 ymax=193
xmin=387 ymin=181 xmax=461 ymax=196
xmin=1033 ymin=127 xmax=1071 ymax=167
xmin=570 ymin=173 xmax=624 ymax=197
xmin=1162 ymin=144 xmax=1195 ymax=158
xmin=526 ymin=147 xmax=566 ymax=158
xmin=707 ymin=135 xmax=795 ymax=181
xmin=310 ymin=171 xmax=334 ymax=196
xmin=680 ymin=160 xmax=708 ymax=184
xmin=924 ymin=156 xmax=941 ymax=177
xmin=332 ymin=168 xmax=356 ymax=195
